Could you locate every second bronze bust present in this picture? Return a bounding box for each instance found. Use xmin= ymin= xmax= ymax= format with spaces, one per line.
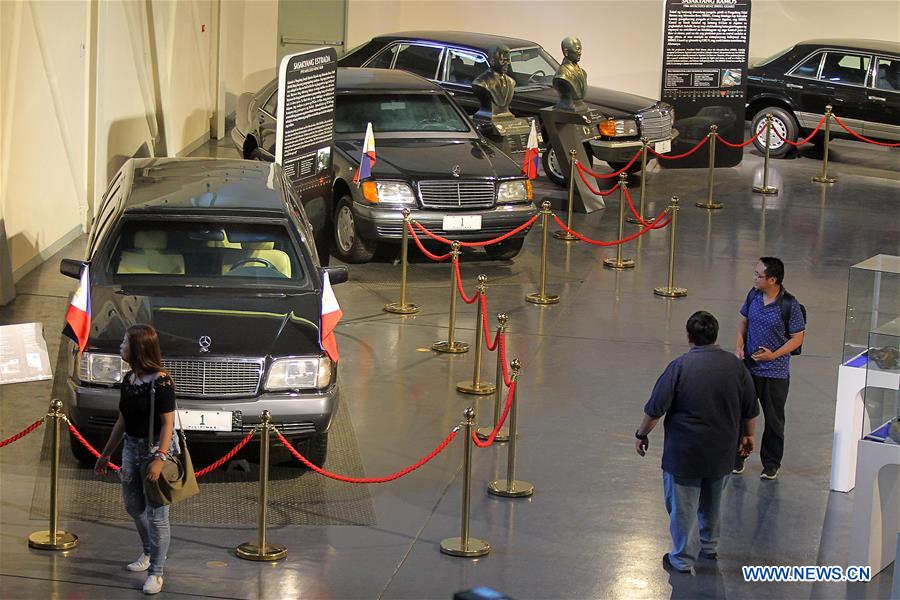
xmin=553 ymin=36 xmax=588 ymax=112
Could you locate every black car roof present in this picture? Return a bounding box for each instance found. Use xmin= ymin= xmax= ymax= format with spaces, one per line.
xmin=337 ymin=67 xmax=442 ymax=92
xmin=372 ymin=31 xmax=540 ymax=52
xmin=794 ymin=39 xmax=900 ymax=55
xmin=124 ymin=158 xmax=285 ymax=213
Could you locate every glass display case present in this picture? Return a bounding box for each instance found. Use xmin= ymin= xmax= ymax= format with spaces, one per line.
xmin=842 ymin=254 xmax=900 ymax=366
xmin=862 ymin=320 xmax=900 ymax=441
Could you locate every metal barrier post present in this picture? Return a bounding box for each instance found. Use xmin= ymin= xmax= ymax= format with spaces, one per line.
xmin=488 ymin=360 xmax=534 ymax=498
xmin=384 ymin=208 xmax=420 ymax=314
xmin=440 ymin=408 xmax=490 ymax=557
xmin=28 ymin=399 xmax=78 ymax=551
xmin=696 ymin=125 xmax=723 ymax=210
xmin=525 ymin=201 xmax=560 ymax=304
xmin=812 ymin=105 xmax=837 ymax=184
xmin=457 ymin=275 xmax=495 ymax=395
xmin=433 ymin=241 xmax=469 ymax=353
xmin=654 ymin=197 xmax=687 ymax=298
xmin=236 ymin=411 xmax=286 ymax=561
xmin=476 ymin=313 xmax=509 ymax=443
xmin=553 ymin=149 xmax=578 ymax=241
xmin=603 ymin=173 xmax=636 ymax=269
xmin=627 ymin=139 xmax=655 ymax=224
xmin=752 ymin=114 xmax=779 ymax=195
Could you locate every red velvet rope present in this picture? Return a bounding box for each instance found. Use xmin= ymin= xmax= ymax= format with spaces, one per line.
xmin=551 ymin=211 xmax=670 ymax=247
xmin=481 ymin=296 xmax=499 ymax=351
xmin=194 ymin=430 xmax=256 ymax=477
xmin=407 ymin=222 xmax=452 ymax=261
xmin=413 ymin=215 xmax=539 ymax=248
xmin=576 ymin=164 xmax=623 ymax=196
xmin=647 ymin=135 xmax=709 ymax=160
xmin=275 ymin=428 xmax=458 ymax=483
xmin=68 ymin=422 xmax=121 ymax=471
xmin=718 ymin=127 xmax=764 ymax=149
xmin=0 ymin=418 xmax=44 ymax=448
xmin=772 ymin=114 xmax=828 ymax=147
xmin=498 ymin=334 xmax=512 ymax=388
xmin=833 ymin=115 xmax=900 ymax=147
xmin=576 ymin=149 xmax=643 ymax=179
xmin=623 ymin=187 xmax=650 ymax=227
xmin=471 ymin=381 xmax=517 ymax=448
xmin=454 ymin=259 xmax=480 ymax=304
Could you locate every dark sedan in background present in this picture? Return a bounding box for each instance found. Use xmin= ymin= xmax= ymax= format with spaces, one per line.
xmin=747 ymin=39 xmax=899 ymax=157
xmin=233 ymin=68 xmax=536 ymax=263
xmin=338 ymin=31 xmax=678 ymax=185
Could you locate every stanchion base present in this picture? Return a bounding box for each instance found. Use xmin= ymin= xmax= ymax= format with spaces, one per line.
xmin=440 ymin=537 xmax=490 ymax=557
xmin=812 ymin=175 xmax=836 ymax=184
xmin=603 ymin=258 xmax=635 ymax=270
xmin=695 ymin=202 xmax=723 ymax=210
xmin=432 ymin=340 xmax=469 ymax=353
xmin=456 ymin=380 xmax=496 ymax=395
xmin=235 ymin=542 xmax=287 ymax=561
xmin=525 ymin=292 xmax=560 ymax=305
xmin=28 ymin=530 xmax=78 ymax=550
xmin=383 ymin=302 xmax=420 ymax=315
xmin=475 ymin=426 xmax=509 ymax=442
xmin=752 ymin=186 xmax=779 ymax=195
xmin=625 ymin=216 xmax=656 ymax=225
xmin=488 ymin=479 xmax=535 ymax=498
xmin=654 ymin=286 xmax=688 ymax=298
xmin=552 ymin=231 xmax=578 ymax=242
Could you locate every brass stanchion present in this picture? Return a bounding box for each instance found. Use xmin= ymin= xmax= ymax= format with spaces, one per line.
xmin=553 ymin=149 xmax=578 ymax=241
xmin=654 ymin=196 xmax=687 ymax=298
xmin=457 ymin=275 xmax=496 ymax=395
xmin=476 ymin=313 xmax=509 ymax=443
xmin=236 ymin=411 xmax=286 ymax=561
xmin=812 ymin=105 xmax=837 ymax=184
xmin=696 ymin=125 xmax=724 ymax=210
xmin=384 ymin=208 xmax=420 ymax=314
xmin=627 ymin=138 xmax=656 ymax=224
xmin=525 ymin=201 xmax=560 ymax=304
xmin=440 ymin=407 xmax=490 ymax=557
xmin=488 ymin=360 xmax=534 ymax=498
xmin=752 ymin=113 xmax=779 ymax=195
xmin=603 ymin=173 xmax=635 ymax=270
xmin=433 ymin=241 xmax=469 ymax=353
xmin=29 ymin=399 xmax=78 ymax=550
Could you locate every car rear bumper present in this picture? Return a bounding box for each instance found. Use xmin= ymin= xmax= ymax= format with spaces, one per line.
xmin=353 ymin=202 xmax=538 ymax=242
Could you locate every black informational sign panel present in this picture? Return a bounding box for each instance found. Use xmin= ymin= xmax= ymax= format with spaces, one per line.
xmin=660 ymin=0 xmax=751 ymax=168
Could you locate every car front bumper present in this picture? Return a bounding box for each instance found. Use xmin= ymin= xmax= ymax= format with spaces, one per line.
xmin=352 ymin=202 xmax=538 ymax=242
xmin=588 ymin=128 xmax=679 ymax=163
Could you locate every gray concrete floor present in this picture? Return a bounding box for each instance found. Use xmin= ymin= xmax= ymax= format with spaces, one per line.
xmin=1 ymin=132 xmax=898 ymax=599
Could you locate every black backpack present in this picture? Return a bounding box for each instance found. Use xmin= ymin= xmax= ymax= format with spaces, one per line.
xmin=744 ymin=287 xmax=807 ymax=355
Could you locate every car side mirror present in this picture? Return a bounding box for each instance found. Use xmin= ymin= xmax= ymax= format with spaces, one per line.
xmin=324 ymin=265 xmax=349 ymax=285
xmin=60 ymin=259 xmax=86 ymax=280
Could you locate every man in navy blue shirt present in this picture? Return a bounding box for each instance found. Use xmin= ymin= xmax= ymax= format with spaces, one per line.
xmin=734 ymin=257 xmax=806 ymax=480
xmin=635 ymin=311 xmax=758 ymax=574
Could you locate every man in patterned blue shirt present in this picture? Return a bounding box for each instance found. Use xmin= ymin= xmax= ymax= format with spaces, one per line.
xmin=734 ymin=257 xmax=806 ymax=480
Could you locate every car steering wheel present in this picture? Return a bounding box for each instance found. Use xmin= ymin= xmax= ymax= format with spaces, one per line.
xmin=228 ymin=257 xmax=276 ymax=271
xmin=527 ymin=70 xmax=546 ymax=85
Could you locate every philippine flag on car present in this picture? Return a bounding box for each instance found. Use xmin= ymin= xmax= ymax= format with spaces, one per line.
xmin=521 ymin=120 xmax=540 ymax=180
xmin=320 ymin=271 xmax=343 ymax=362
xmin=62 ymin=265 xmax=91 ymax=353
xmin=353 ymin=122 xmax=376 ymax=185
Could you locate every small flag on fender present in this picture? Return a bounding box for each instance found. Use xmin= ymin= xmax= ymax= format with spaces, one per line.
xmin=521 ymin=120 xmax=540 ymax=180
xmin=320 ymin=271 xmax=343 ymax=362
xmin=62 ymin=265 xmax=91 ymax=353
xmin=353 ymin=122 xmax=376 ymax=185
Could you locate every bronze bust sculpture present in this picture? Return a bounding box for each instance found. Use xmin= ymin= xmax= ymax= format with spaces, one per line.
xmin=472 ymin=45 xmax=516 ymax=119
xmin=553 ymin=37 xmax=588 ymax=112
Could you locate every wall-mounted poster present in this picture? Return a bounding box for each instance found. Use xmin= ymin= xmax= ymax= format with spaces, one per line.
xmin=660 ymin=0 xmax=751 ymax=168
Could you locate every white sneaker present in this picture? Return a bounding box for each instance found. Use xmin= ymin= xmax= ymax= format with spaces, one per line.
xmin=126 ymin=553 xmax=151 ymax=572
xmin=143 ymin=575 xmax=163 ymax=595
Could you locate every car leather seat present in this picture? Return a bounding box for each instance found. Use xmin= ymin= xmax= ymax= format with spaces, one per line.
xmin=222 ymin=242 xmax=291 ymax=277
xmin=117 ymin=231 xmax=185 ymax=275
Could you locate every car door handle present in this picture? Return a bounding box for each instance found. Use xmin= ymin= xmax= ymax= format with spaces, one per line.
xmin=786 ymin=83 xmax=803 ymax=90
xmin=868 ymin=96 xmax=886 ymax=102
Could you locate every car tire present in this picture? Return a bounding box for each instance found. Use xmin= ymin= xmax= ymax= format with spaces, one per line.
xmin=332 ymin=194 xmax=376 ymax=263
xmin=751 ymin=107 xmax=798 ymax=158
xmin=484 ymin=237 xmax=525 ymax=260
xmin=293 ymin=433 xmax=328 ymax=469
xmin=542 ymin=148 xmax=567 ymax=187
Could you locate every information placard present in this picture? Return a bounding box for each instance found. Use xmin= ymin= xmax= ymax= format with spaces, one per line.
xmin=0 ymin=323 xmax=52 ymax=385
xmin=660 ymin=0 xmax=751 ymax=168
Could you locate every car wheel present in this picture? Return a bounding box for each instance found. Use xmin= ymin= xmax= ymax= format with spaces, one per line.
xmin=332 ymin=195 xmax=376 ymax=263
xmin=542 ymin=148 xmax=567 ymax=187
xmin=752 ymin=107 xmax=798 ymax=158
xmin=484 ymin=237 xmax=525 ymax=260
xmin=292 ymin=433 xmax=328 ymax=469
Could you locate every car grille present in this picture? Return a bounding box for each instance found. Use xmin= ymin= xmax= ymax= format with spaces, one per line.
xmin=162 ymin=359 xmax=262 ymax=398
xmin=639 ymin=108 xmax=674 ymax=142
xmin=418 ymin=180 xmax=495 ymax=209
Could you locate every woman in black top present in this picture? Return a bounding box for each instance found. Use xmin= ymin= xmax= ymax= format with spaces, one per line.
xmin=95 ymin=324 xmax=178 ymax=595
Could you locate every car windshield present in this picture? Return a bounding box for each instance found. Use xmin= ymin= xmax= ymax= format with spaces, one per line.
xmin=507 ymin=47 xmax=560 ymax=87
xmin=107 ymin=220 xmax=306 ymax=285
xmin=334 ymin=93 xmax=470 ymax=133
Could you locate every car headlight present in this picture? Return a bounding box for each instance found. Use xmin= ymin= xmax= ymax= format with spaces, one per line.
xmin=265 ymin=357 xmax=332 ymax=391
xmin=361 ymin=181 xmax=416 ymax=205
xmin=598 ymin=119 xmax=638 ymax=138
xmin=497 ymin=180 xmax=533 ymax=204
xmin=79 ymin=353 xmax=126 ymax=384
